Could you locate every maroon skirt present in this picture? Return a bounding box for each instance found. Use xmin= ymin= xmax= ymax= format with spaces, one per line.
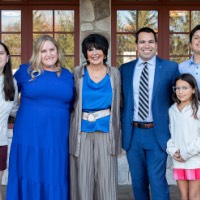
xmin=0 ymin=145 xmax=8 ymax=171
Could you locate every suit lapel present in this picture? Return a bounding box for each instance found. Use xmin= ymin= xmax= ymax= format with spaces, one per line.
xmin=129 ymin=60 xmax=136 ymax=85
xmin=126 ymin=60 xmax=137 ymax=111
xmin=152 ymin=57 xmax=164 ymax=101
xmin=127 ymin=60 xmax=137 ymax=96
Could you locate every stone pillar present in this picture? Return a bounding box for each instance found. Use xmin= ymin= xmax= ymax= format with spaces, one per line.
xmin=80 ymin=0 xmax=111 ymax=65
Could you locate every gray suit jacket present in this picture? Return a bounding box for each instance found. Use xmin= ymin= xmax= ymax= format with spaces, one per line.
xmin=69 ymin=65 xmax=122 ymax=156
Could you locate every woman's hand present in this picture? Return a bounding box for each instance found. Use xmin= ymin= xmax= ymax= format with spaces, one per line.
xmin=173 ymin=150 xmax=185 ymax=162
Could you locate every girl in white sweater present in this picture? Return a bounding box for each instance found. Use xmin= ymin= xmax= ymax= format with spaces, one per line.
xmin=167 ymin=73 xmax=200 ymax=200
xmin=0 ymin=42 xmax=18 ymax=200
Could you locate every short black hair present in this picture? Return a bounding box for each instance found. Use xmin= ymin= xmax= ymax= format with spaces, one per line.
xmin=190 ymin=25 xmax=200 ymax=43
xmin=81 ymin=33 xmax=109 ymax=65
xmin=135 ymin=27 xmax=157 ymax=44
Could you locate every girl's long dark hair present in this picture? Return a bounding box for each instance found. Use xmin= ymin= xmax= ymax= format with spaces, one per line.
xmin=173 ymin=73 xmax=200 ymax=118
xmin=0 ymin=41 xmax=15 ymax=101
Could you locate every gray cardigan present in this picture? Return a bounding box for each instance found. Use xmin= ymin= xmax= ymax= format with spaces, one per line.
xmin=69 ymin=65 xmax=122 ymax=156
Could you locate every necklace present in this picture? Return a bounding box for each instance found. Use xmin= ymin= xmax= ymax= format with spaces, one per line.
xmin=90 ymin=66 xmax=105 ymax=79
xmin=93 ymin=70 xmax=100 ymax=79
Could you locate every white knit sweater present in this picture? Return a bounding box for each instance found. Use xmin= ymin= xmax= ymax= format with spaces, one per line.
xmin=167 ymin=103 xmax=200 ymax=169
xmin=0 ymin=74 xmax=18 ymax=146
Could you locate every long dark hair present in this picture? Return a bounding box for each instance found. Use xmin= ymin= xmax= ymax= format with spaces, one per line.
xmin=0 ymin=41 xmax=15 ymax=101
xmin=173 ymin=73 xmax=200 ymax=118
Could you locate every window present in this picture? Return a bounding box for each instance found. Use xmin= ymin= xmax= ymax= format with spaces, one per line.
xmin=112 ymin=1 xmax=200 ymax=66
xmin=0 ymin=2 xmax=79 ymax=71
xmin=32 ymin=10 xmax=75 ymax=71
xmin=114 ymin=9 xmax=158 ymax=67
xmin=1 ymin=10 xmax=21 ymax=71
xmin=169 ymin=10 xmax=200 ymax=63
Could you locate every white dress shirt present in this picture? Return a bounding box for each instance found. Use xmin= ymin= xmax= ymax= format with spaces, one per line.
xmin=133 ymin=56 xmax=156 ymax=122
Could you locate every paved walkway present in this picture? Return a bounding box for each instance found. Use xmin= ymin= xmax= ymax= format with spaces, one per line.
xmin=2 ymin=185 xmax=179 ymax=200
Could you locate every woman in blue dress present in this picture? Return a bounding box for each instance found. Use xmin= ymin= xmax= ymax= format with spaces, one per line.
xmin=6 ymin=35 xmax=74 ymax=200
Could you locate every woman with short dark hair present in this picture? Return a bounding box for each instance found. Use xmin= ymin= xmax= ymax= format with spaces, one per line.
xmin=69 ymin=33 xmax=121 ymax=200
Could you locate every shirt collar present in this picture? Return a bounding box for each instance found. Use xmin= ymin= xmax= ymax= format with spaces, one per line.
xmin=190 ymin=55 xmax=195 ymax=64
xmin=188 ymin=55 xmax=199 ymax=65
xmin=189 ymin=55 xmax=200 ymax=65
xmin=138 ymin=56 xmax=156 ymax=67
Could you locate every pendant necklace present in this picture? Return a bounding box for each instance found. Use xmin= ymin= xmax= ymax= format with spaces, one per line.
xmin=91 ymin=67 xmax=101 ymax=79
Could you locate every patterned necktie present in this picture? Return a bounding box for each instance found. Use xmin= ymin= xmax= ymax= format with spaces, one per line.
xmin=138 ymin=62 xmax=149 ymax=120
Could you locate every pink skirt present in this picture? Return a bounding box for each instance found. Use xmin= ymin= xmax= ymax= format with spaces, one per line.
xmin=173 ymin=168 xmax=200 ymax=180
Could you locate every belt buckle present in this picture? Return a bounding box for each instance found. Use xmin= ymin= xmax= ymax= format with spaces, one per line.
xmin=138 ymin=123 xmax=145 ymax=128
xmin=87 ymin=113 xmax=96 ymax=122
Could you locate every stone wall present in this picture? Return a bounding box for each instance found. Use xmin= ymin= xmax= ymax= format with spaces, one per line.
xmin=80 ymin=0 xmax=111 ymax=65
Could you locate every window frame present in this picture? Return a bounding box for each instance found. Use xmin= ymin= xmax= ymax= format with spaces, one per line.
xmin=111 ymin=2 xmax=200 ymax=67
xmin=0 ymin=3 xmax=79 ymax=70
